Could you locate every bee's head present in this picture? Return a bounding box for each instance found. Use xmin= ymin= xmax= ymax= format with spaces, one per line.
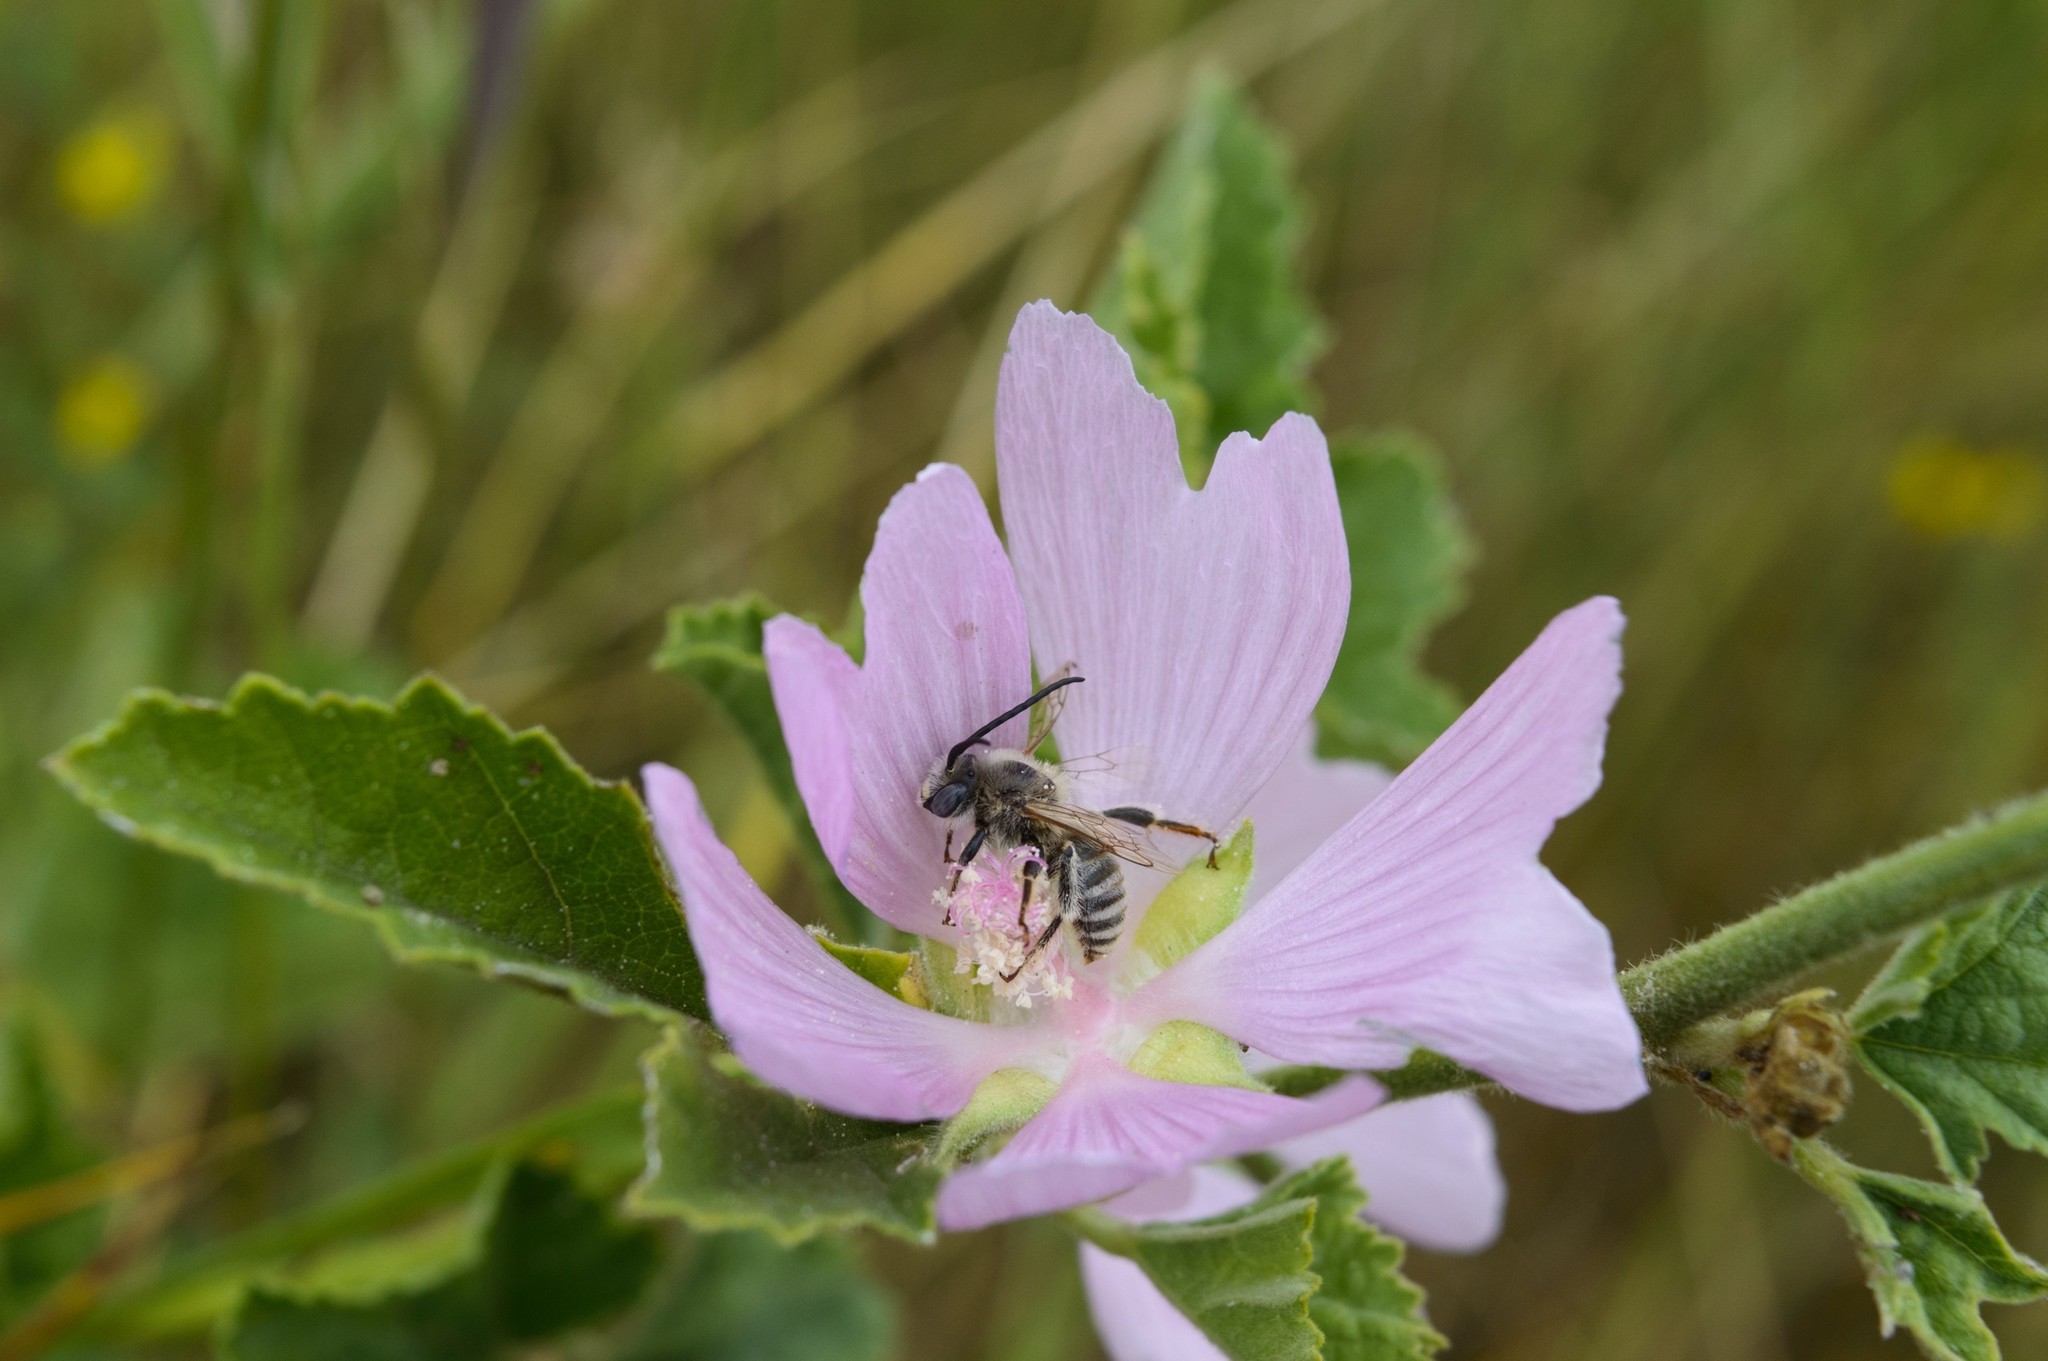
xmin=921 ymin=753 xmax=976 ymax=819
xmin=924 ymin=676 xmax=1084 ymax=820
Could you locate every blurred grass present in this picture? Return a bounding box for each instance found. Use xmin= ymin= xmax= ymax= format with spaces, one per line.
xmin=3 ymin=0 xmax=2047 ymax=1356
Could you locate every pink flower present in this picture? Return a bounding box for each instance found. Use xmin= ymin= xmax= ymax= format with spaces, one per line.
xmin=643 ymin=302 xmax=1645 ymax=1233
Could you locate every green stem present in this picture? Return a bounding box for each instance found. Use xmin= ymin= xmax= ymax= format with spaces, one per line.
xmin=83 ymin=1086 xmax=641 ymax=1340
xmin=1061 ymin=1205 xmax=1140 ymax=1258
xmin=1621 ymin=786 xmax=2048 ymax=1049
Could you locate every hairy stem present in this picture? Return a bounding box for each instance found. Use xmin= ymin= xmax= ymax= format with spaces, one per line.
xmin=1621 ymin=786 xmax=2048 ymax=1049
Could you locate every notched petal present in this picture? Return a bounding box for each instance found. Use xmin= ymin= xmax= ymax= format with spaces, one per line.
xmin=765 ymin=466 xmax=1035 ymax=936
xmin=996 ymin=303 xmax=1349 ymax=834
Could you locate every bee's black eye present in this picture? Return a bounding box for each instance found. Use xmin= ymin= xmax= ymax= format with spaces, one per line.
xmin=924 ymin=781 xmax=970 ymax=818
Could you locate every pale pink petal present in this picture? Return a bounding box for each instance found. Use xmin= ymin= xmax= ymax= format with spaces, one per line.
xmin=1080 ymin=1165 xmax=1254 ymax=1361
xmin=994 ymin=303 xmax=1348 ymax=839
xmin=1099 ymin=1163 xmax=1259 ymax=1223
xmin=764 ymin=463 xmax=1034 ymax=934
xmin=1272 ymin=1093 xmax=1503 ymax=1253
xmin=934 ymin=1054 xmax=1380 ymax=1230
xmin=1243 ymin=727 xmax=1392 ymax=902
xmin=761 ymin=617 xmax=859 ymax=863
xmin=1136 ymin=598 xmax=1647 ymax=1112
xmin=644 ymin=764 xmax=1046 ymax=1121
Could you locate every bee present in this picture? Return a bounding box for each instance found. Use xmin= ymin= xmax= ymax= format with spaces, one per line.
xmin=919 ymin=675 xmax=1221 ymax=974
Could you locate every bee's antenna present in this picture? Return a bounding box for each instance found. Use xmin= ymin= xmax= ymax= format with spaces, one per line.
xmin=946 ymin=675 xmax=1084 ymax=769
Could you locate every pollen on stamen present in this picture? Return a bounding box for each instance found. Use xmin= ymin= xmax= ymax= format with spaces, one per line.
xmin=935 ymin=844 xmax=1073 ymax=1008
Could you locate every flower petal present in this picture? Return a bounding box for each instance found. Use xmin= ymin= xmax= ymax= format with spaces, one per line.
xmin=934 ymin=1054 xmax=1380 ymax=1230
xmin=644 ymin=764 xmax=1045 ymax=1121
xmin=994 ymin=303 xmax=1348 ymax=838
xmin=764 ymin=463 xmax=1034 ymax=934
xmin=1080 ymin=1165 xmax=1255 ymax=1361
xmin=1272 ymin=1093 xmax=1504 ymax=1253
xmin=761 ymin=616 xmax=860 ymax=864
xmin=1242 ymin=727 xmax=1391 ymax=903
xmin=1138 ymin=597 xmax=1648 ymax=1111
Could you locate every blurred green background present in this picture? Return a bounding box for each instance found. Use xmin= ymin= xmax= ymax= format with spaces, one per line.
xmin=5 ymin=0 xmax=2048 ymax=1356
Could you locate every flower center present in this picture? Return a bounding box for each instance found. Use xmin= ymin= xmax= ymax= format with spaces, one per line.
xmin=937 ymin=845 xmax=1074 ymax=1008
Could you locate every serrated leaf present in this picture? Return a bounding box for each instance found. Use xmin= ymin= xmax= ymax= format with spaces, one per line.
xmin=1093 ymin=75 xmax=1322 ymax=474
xmin=0 ymin=1010 xmax=104 ymax=1327
xmin=1794 ymin=1141 xmax=2048 ymax=1361
xmin=616 ymin=1231 xmax=896 ymax=1361
xmin=46 ymin=675 xmax=703 ymax=1021
xmin=1291 ymin=1159 xmax=1446 ymax=1361
xmin=630 ymin=1029 xmax=943 ymax=1244
xmin=221 ymin=1160 xmax=661 ymax=1360
xmin=1315 ymin=431 xmax=1472 ymax=767
xmin=1128 ymin=1192 xmax=1319 ymax=1360
xmin=1852 ymin=884 xmax=2048 ymax=1182
xmin=1118 ymin=1156 xmax=1443 ymax=1361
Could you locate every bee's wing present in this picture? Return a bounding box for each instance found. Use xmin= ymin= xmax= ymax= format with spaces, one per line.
xmin=1025 ymin=800 xmax=1158 ymax=869
xmin=1024 ymin=667 xmax=1075 ymax=754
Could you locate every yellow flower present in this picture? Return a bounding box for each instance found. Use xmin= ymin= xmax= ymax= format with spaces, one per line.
xmin=1886 ymin=435 xmax=2046 ymax=540
xmin=56 ymin=357 xmax=156 ymax=468
xmin=55 ymin=112 xmax=169 ymax=225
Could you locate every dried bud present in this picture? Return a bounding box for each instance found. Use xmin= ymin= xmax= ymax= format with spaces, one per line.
xmin=1735 ymin=988 xmax=1854 ymax=1158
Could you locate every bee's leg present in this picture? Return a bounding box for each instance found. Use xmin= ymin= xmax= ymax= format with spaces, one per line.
xmin=946 ymin=826 xmax=988 ymax=896
xmin=1101 ymin=805 xmax=1224 ymax=869
xmin=1016 ymin=856 xmax=1043 ymax=931
xmin=1001 ymin=855 xmax=1065 ymax=983
xmin=1001 ymin=912 xmax=1066 ymax=983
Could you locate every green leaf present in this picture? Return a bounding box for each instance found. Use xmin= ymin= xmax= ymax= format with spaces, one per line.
xmin=630 ymin=1029 xmax=943 ymax=1244
xmin=616 ymin=1231 xmax=896 ymax=1361
xmin=221 ymin=1159 xmax=662 ymax=1360
xmin=0 ymin=1009 xmax=104 ymax=1328
xmin=1123 ymin=1189 xmax=1319 ymax=1360
xmin=1315 ymin=431 xmax=1472 ymax=766
xmin=1793 ymin=1141 xmax=2048 ymax=1361
xmin=1852 ymin=884 xmax=2048 ymax=1182
xmin=1111 ymin=1157 xmax=1443 ymax=1361
xmin=1292 ymin=1159 xmax=1447 ymax=1361
xmin=483 ymin=1159 xmax=662 ymax=1341
xmin=652 ymin=595 xmax=877 ymax=942
xmin=1093 ymin=75 xmax=1323 ymax=474
xmin=46 ymin=675 xmax=704 ymax=1021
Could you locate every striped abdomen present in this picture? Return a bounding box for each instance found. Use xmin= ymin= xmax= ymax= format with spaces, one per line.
xmin=1058 ymin=841 xmax=1126 ymax=962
